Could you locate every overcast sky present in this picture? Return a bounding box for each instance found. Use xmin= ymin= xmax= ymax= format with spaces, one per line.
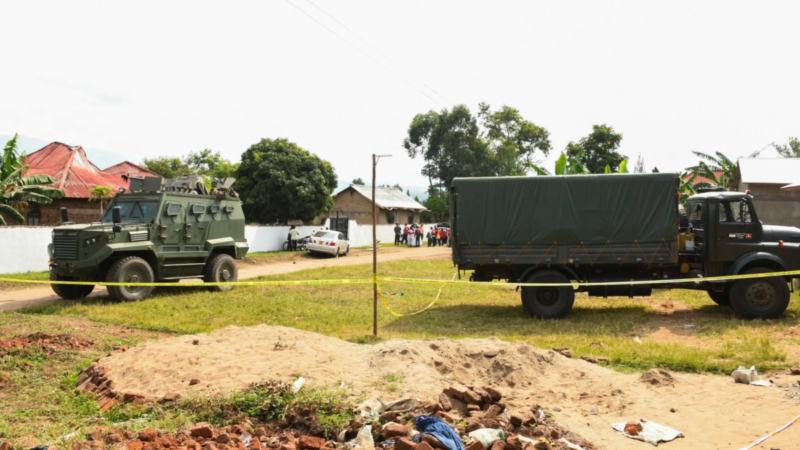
xmin=1 ymin=0 xmax=798 ymax=193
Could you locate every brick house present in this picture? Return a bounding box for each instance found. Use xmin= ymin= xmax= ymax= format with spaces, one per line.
xmin=733 ymin=158 xmax=800 ymax=227
xmin=324 ymin=185 xmax=426 ymax=225
xmin=22 ymin=142 xmax=129 ymax=225
xmin=104 ymin=161 xmax=160 ymax=179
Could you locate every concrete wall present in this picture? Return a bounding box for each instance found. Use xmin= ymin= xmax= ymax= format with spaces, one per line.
xmin=0 ymin=226 xmax=54 ymax=274
xmin=0 ymin=221 xmax=443 ymax=274
xmin=739 ymin=183 xmax=800 ymax=227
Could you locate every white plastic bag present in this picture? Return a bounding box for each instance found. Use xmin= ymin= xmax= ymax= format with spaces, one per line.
xmin=468 ymin=429 xmax=505 ymax=447
xmin=732 ymin=366 xmax=771 ymax=386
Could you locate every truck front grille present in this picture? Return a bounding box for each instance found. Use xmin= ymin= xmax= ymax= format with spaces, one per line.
xmin=53 ymin=234 xmax=77 ymax=260
xmin=129 ymin=230 xmax=149 ymax=242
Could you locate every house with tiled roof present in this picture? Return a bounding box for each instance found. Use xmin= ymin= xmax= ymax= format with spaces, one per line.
xmin=23 ymin=142 xmax=129 ymax=225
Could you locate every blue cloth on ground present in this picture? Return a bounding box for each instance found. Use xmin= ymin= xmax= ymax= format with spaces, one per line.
xmin=414 ymin=415 xmax=465 ymax=450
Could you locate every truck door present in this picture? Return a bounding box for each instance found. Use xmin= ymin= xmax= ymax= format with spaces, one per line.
xmin=716 ymin=198 xmax=759 ymax=261
xmin=185 ymin=202 xmax=210 ymax=249
xmin=160 ymin=202 xmax=185 ymax=247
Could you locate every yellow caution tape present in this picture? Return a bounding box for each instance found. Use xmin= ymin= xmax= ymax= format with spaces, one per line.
xmin=737 ymin=411 xmax=800 ymax=450
xmin=1 ymin=268 xmax=800 ymax=288
xmin=379 ymin=273 xmax=456 ymax=317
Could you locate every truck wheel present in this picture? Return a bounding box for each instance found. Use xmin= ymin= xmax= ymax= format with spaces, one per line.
xmin=521 ymin=270 xmax=575 ymax=319
xmin=106 ymin=257 xmax=155 ymax=302
xmin=204 ymin=254 xmax=238 ymax=292
xmin=730 ymin=267 xmax=790 ymax=319
xmin=706 ymin=286 xmax=731 ymax=306
xmin=50 ymin=268 xmax=94 ymax=300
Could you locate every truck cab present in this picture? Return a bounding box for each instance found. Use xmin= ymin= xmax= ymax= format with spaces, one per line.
xmin=48 ymin=176 xmax=249 ymax=302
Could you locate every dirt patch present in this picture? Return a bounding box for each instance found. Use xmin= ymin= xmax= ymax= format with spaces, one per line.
xmin=80 ymin=325 xmax=800 ymax=450
xmin=0 ymin=332 xmax=94 ymax=354
xmin=639 ymin=369 xmax=674 ymax=387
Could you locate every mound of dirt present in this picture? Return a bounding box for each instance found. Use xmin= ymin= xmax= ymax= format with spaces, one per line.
xmin=82 ymin=325 xmax=800 ymax=450
xmin=639 ymin=369 xmax=674 ymax=387
xmin=0 ymin=332 xmax=93 ymax=354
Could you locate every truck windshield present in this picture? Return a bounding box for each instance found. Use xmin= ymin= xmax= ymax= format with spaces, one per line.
xmin=101 ymin=200 xmax=159 ymax=222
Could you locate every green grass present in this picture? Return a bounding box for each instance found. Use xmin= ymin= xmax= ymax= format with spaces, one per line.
xmin=0 ymin=270 xmax=49 ymax=291
xmin=22 ymin=260 xmax=800 ymax=375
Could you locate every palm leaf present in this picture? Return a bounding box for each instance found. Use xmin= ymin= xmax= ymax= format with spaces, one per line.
xmin=523 ymin=162 xmax=551 ymax=176
xmin=715 ymin=152 xmax=734 ymax=167
xmin=16 ymin=185 xmax=65 ymax=199
xmin=693 ymin=181 xmax=714 ymax=189
xmin=604 ymin=164 xmax=611 ymax=174
xmin=5 ymin=191 xmax=55 ymax=204
xmin=17 ymin=174 xmax=57 ymax=186
xmin=619 ymin=159 xmax=629 ymax=173
xmin=555 ymin=153 xmax=567 ymax=175
xmin=0 ymin=203 xmax=24 ymax=225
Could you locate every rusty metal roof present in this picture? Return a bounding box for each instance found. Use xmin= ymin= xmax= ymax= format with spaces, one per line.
xmin=104 ymin=161 xmax=161 ymax=179
xmin=335 ymin=185 xmax=426 ymax=211
xmin=26 ymin=142 xmax=129 ymax=198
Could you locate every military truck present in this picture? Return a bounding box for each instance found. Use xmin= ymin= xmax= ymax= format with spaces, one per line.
xmin=48 ymin=175 xmax=249 ymax=301
xmin=451 ymin=173 xmax=800 ymax=319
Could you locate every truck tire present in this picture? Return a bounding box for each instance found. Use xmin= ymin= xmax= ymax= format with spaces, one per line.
xmin=106 ymin=257 xmax=155 ymax=302
xmin=730 ymin=267 xmax=790 ymax=319
xmin=50 ymin=268 xmax=94 ymax=300
xmin=706 ymin=286 xmax=731 ymax=306
xmin=204 ymin=253 xmax=238 ymax=292
xmin=521 ymin=270 xmax=575 ymax=319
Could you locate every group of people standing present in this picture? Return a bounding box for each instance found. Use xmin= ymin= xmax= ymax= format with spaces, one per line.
xmin=393 ymin=223 xmax=450 ymax=247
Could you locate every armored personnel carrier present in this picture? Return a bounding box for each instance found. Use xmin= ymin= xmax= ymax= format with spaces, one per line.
xmin=48 ymin=175 xmax=249 ymax=301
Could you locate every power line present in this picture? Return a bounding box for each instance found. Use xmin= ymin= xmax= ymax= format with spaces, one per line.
xmin=283 ymin=0 xmax=445 ymax=107
xmin=304 ymin=0 xmax=452 ymax=105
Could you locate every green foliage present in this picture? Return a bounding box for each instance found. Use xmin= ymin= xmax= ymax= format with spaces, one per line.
xmin=143 ymin=149 xmax=238 ymax=180
xmin=686 ymin=151 xmax=736 ymax=190
xmin=352 ymin=178 xmax=365 ymax=185
xmin=525 ymin=152 xmax=588 ymax=175
xmin=403 ymin=103 xmax=551 ymax=190
xmin=774 ymin=137 xmax=800 ymax=158
xmin=1 ymin=134 xmax=64 ymax=225
xmin=421 ymin=189 xmax=449 ymax=222
xmin=679 ymin=171 xmax=698 ymax=206
xmin=565 ymin=124 xmax=625 ymax=174
xmin=235 ymin=138 xmax=337 ymax=224
xmin=89 ymin=186 xmax=115 ymax=215
xmin=142 ymin=157 xmax=190 ymax=179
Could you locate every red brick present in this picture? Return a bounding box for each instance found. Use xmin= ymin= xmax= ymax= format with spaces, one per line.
xmin=100 ymin=398 xmax=119 ymax=413
xmin=483 ymin=387 xmax=502 ymax=402
xmin=127 ymin=442 xmax=144 ymax=450
xmin=490 ymin=442 xmax=505 ymax=450
xmin=422 ymin=435 xmax=446 ymax=450
xmin=139 ymin=429 xmax=158 ymax=442
xmin=438 ymin=393 xmax=452 ymax=411
xmin=381 ymin=423 xmax=409 ymax=439
xmin=190 ymin=379 xmax=201 ymax=386
xmin=191 ymin=424 xmax=215 ymax=439
xmin=472 ymin=387 xmax=492 ymax=404
xmin=297 ymin=436 xmax=325 ymax=450
xmin=123 ymin=392 xmax=146 ymax=402
xmin=463 ymin=390 xmax=483 ymax=405
xmin=415 ymin=443 xmax=434 ymax=450
xmin=443 ymin=384 xmax=469 ymax=400
xmin=216 ymin=433 xmax=230 ymax=444
xmin=465 ymin=442 xmax=486 ymax=450
xmin=395 ymin=438 xmax=417 ymax=450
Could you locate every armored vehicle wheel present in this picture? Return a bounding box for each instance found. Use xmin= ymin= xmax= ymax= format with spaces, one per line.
xmin=106 ymin=257 xmax=155 ymax=302
xmin=50 ymin=268 xmax=94 ymax=300
xmin=521 ymin=270 xmax=575 ymax=319
xmin=730 ymin=267 xmax=790 ymax=319
xmin=204 ymin=254 xmax=238 ymax=292
xmin=706 ymin=286 xmax=731 ymax=306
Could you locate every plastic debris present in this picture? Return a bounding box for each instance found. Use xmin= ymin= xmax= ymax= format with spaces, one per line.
xmin=732 ymin=366 xmax=772 ymax=387
xmin=351 ymin=425 xmax=374 ymax=450
xmin=684 ymin=324 xmax=695 ymax=329
xmin=468 ymin=429 xmax=505 ymax=447
xmin=383 ymin=398 xmax=421 ymax=413
xmin=612 ymin=419 xmax=683 ymax=445
xmin=292 ymin=377 xmax=305 ymax=393
xmin=633 ymin=336 xmax=643 ymax=344
xmin=239 ymin=433 xmax=252 ymax=447
xmin=357 ymin=399 xmax=384 ymax=420
xmin=558 ymin=438 xmax=585 ymax=450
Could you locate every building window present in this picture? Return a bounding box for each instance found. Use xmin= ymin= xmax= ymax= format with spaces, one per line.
xmin=27 ymin=211 xmax=41 ymax=226
xmin=408 ymin=214 xmax=414 ymax=224
xmin=387 ymin=212 xmax=395 ymax=223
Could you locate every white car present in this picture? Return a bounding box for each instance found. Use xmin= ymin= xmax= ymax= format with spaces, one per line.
xmin=307 ymin=230 xmax=350 ymax=257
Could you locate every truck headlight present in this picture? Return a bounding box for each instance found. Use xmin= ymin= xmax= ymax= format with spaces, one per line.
xmin=47 ymin=243 xmax=54 ymax=259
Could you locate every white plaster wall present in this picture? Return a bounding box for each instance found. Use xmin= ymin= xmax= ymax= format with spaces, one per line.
xmin=0 ymin=221 xmax=445 ymax=274
xmin=0 ymin=227 xmax=54 ymax=274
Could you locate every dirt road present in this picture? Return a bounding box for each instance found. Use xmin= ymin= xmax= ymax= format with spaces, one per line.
xmin=0 ymin=246 xmax=450 ymax=312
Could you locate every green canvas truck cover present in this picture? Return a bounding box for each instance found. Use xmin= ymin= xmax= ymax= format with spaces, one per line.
xmin=451 ymin=173 xmax=679 ymax=261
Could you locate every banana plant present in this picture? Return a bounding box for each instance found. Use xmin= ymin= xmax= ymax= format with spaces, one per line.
xmin=1 ymin=135 xmax=64 ymax=225
xmin=685 ymin=151 xmax=735 ymax=190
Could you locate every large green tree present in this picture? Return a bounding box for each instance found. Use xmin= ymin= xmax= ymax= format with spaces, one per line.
xmin=565 ymin=124 xmax=624 ymax=174
xmin=235 ymin=138 xmax=337 ymax=224
xmin=403 ymin=103 xmax=551 ymax=191
xmin=143 ymin=149 xmax=238 ymax=179
xmin=1 ymin=134 xmax=64 ymax=225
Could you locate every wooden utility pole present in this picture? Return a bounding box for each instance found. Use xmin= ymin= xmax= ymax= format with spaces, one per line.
xmin=371 ymin=154 xmax=391 ymax=338
xmin=372 ymin=154 xmax=378 ymax=337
